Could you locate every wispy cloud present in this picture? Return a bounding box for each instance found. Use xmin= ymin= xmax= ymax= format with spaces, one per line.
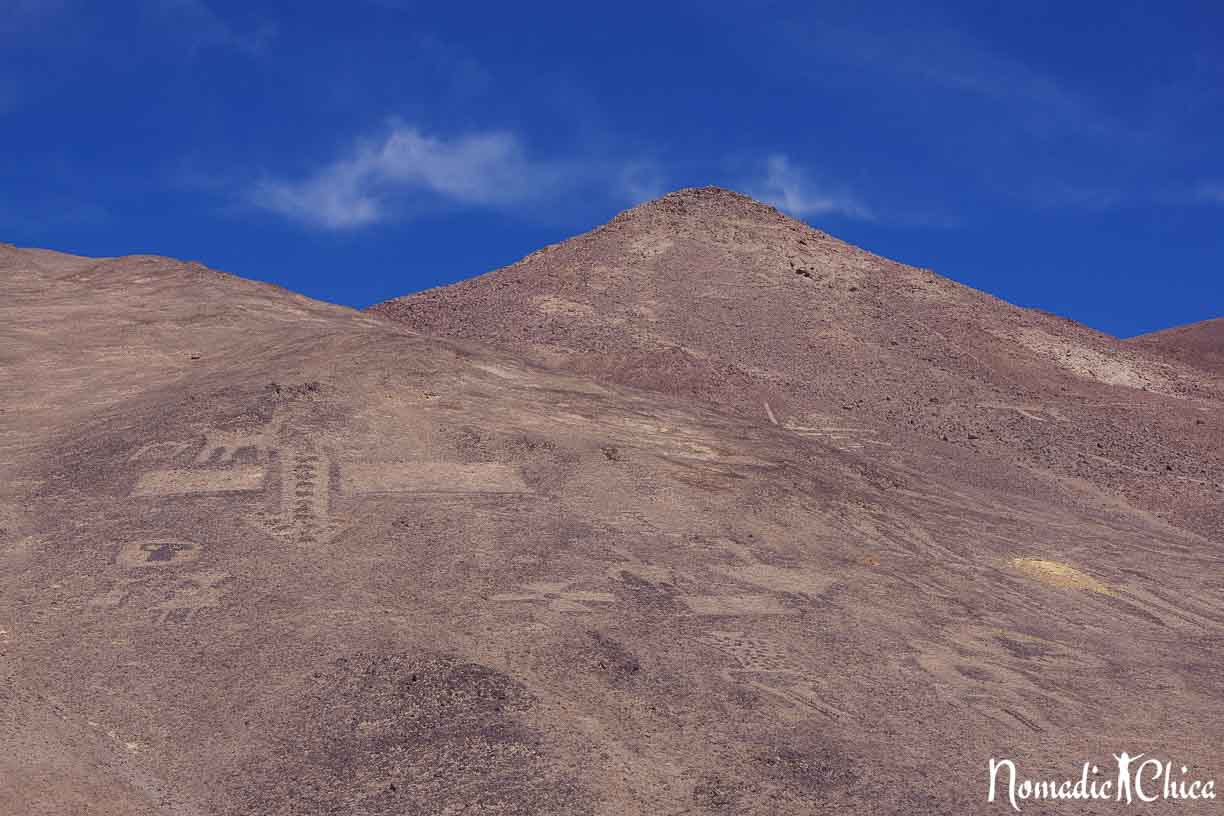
xmin=251 ymin=121 xmax=650 ymax=229
xmin=779 ymin=14 xmax=1108 ymax=143
xmin=748 ymin=155 xmax=872 ymax=220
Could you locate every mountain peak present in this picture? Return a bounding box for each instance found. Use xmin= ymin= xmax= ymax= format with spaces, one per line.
xmin=649 ymin=185 xmax=763 ymax=206
xmin=612 ymin=185 xmax=793 ymax=228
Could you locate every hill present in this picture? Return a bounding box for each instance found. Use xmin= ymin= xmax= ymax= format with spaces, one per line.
xmin=1129 ymin=317 xmax=1224 ymax=373
xmin=2 ymin=239 xmax=1222 ymax=814
xmin=372 ymin=187 xmax=1224 ymax=544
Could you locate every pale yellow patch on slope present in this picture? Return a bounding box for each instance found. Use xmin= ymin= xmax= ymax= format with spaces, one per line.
xmin=1010 ymin=557 xmax=1115 ymax=595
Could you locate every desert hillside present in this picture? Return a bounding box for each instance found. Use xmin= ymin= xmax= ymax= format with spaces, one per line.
xmin=1129 ymin=317 xmax=1224 ymax=374
xmin=1 ymin=237 xmax=1222 ymax=814
xmin=373 ymin=188 xmax=1224 ymax=544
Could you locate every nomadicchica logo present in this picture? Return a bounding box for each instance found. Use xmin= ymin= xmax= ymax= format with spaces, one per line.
xmin=988 ymin=754 xmax=1216 ymax=811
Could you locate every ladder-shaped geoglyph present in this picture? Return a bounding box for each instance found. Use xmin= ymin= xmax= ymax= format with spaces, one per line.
xmin=252 ymin=446 xmax=339 ymax=545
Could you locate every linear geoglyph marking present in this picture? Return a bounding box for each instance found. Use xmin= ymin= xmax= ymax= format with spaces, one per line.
xmin=491 ymin=581 xmax=616 ymax=612
xmin=763 ymin=402 xmax=779 ymax=426
xmin=132 ymin=466 xmax=266 ymax=496
xmin=343 ymin=462 xmax=529 ymax=495
xmin=781 ymin=422 xmax=891 ymax=451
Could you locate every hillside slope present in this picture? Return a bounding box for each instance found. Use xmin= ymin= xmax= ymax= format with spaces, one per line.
xmin=3 ymin=242 xmax=1222 ymax=814
xmin=372 ymin=187 xmax=1224 ymax=543
xmin=1129 ymin=317 xmax=1224 ymax=373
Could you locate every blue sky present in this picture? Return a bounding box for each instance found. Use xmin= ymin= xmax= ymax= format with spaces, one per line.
xmin=2 ymin=1 xmax=1221 ymax=337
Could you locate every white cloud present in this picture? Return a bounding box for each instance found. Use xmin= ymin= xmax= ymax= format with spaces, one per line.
xmin=750 ymin=155 xmax=872 ymax=220
xmin=252 ymin=122 xmax=648 ymax=229
xmin=253 ymin=155 xmax=384 ymax=230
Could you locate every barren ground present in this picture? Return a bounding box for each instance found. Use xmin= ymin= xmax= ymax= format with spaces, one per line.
xmin=2 ymin=197 xmax=1222 ymax=813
